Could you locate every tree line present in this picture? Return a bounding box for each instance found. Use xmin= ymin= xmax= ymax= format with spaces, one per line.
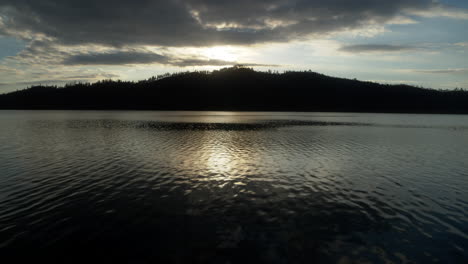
xmin=0 ymin=66 xmax=467 ymax=113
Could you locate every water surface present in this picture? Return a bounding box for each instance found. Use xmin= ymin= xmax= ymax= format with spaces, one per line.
xmin=1 ymin=111 xmax=467 ymax=263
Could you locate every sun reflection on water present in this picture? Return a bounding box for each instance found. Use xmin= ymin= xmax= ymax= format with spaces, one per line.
xmin=201 ymin=135 xmax=238 ymax=179
xmin=181 ymin=130 xmax=259 ymax=185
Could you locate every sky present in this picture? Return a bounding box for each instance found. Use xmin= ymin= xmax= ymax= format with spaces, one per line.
xmin=0 ymin=0 xmax=467 ymax=93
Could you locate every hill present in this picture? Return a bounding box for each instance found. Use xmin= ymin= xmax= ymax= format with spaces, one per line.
xmin=0 ymin=66 xmax=467 ymax=113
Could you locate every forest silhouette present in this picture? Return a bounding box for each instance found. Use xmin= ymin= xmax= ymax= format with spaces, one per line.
xmin=0 ymin=66 xmax=467 ymax=113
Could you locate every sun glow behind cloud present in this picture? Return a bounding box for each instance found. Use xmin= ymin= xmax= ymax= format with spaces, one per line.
xmin=200 ymin=46 xmax=239 ymax=62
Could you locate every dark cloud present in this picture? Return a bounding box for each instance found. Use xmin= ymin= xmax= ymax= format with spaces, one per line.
xmin=63 ymin=51 xmax=169 ymax=65
xmin=339 ymin=44 xmax=416 ymax=53
xmin=0 ymin=0 xmax=436 ymax=47
xmin=62 ymin=50 xmax=278 ymax=67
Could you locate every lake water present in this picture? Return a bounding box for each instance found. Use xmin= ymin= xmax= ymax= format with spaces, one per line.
xmin=0 ymin=111 xmax=467 ymax=263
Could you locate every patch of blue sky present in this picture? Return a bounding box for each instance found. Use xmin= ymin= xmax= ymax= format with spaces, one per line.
xmin=440 ymin=0 xmax=468 ymax=8
xmin=0 ymin=36 xmax=25 ymax=60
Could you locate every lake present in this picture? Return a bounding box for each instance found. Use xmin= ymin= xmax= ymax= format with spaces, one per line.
xmin=0 ymin=111 xmax=467 ymax=263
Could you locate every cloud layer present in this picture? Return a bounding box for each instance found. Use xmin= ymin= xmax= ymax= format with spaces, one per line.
xmin=62 ymin=50 xmax=278 ymax=67
xmin=62 ymin=51 xmax=170 ymax=65
xmin=1 ymin=0 xmax=462 ymax=47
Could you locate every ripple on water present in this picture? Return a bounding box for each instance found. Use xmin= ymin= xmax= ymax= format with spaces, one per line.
xmin=0 ymin=111 xmax=467 ymax=263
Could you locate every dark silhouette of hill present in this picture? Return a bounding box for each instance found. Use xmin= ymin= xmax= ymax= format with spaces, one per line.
xmin=0 ymin=66 xmax=467 ymax=113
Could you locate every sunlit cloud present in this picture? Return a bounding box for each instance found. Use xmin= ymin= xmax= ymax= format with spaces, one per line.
xmin=386 ymin=16 xmax=419 ymax=25
xmin=406 ymin=4 xmax=468 ymax=19
xmin=455 ymin=42 xmax=468 ymax=47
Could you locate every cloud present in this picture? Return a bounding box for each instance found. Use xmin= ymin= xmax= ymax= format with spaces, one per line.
xmin=455 ymin=42 xmax=468 ymax=47
xmin=63 ymin=51 xmax=169 ymax=65
xmin=169 ymin=59 xmax=278 ymax=67
xmin=62 ymin=50 xmax=278 ymax=67
xmin=412 ymin=68 xmax=468 ymax=74
xmin=407 ymin=5 xmax=468 ymax=19
xmin=339 ymin=44 xmax=416 ymax=53
xmin=2 ymin=38 xmax=275 ymax=68
xmin=0 ymin=73 xmax=120 ymax=88
xmin=367 ymin=79 xmax=420 ymax=85
xmin=0 ymin=73 xmax=119 ymax=85
xmin=386 ymin=16 xmax=419 ymax=25
xmin=0 ymin=0 xmax=465 ymax=47
xmin=171 ymin=58 xmax=236 ymax=67
xmin=0 ymin=65 xmax=20 ymax=74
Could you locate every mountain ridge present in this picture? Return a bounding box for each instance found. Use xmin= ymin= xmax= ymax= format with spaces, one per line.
xmin=1 ymin=66 xmax=467 ymax=113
